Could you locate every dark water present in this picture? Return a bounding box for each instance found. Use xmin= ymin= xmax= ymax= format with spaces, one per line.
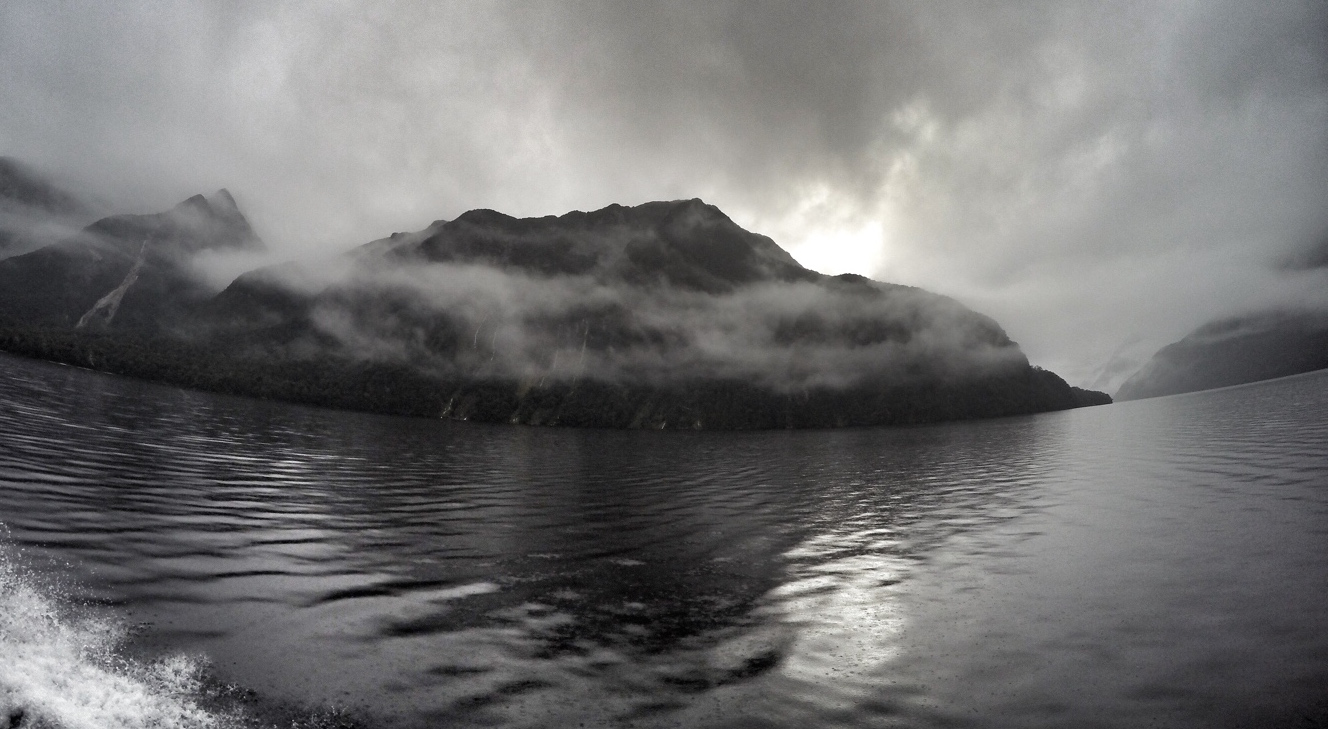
xmin=1 ymin=352 xmax=1327 ymax=728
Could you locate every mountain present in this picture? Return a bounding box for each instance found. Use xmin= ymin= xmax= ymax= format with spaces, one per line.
xmin=0 ymin=192 xmax=1108 ymax=429
xmin=199 ymin=199 xmax=1108 ymax=426
xmin=0 ymin=190 xmax=262 ymax=332
xmin=1116 ymin=309 xmax=1328 ymax=400
xmin=0 ymin=158 xmax=92 ymax=259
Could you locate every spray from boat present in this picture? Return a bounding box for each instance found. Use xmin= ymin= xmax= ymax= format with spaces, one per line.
xmin=0 ymin=541 xmax=365 ymax=729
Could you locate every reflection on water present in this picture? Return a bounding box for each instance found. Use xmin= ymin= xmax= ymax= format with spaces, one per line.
xmin=1 ymin=352 xmax=1327 ymax=728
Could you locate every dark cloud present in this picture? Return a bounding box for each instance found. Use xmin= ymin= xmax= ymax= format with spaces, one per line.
xmin=2 ymin=1 xmax=1326 ymax=390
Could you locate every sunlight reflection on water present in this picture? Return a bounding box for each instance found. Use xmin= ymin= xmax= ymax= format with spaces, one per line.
xmin=1 ymin=354 xmax=1327 ymax=727
xmin=775 ymin=530 xmax=908 ymax=690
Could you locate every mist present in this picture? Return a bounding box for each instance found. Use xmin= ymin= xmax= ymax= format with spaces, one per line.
xmin=3 ymin=1 xmax=1326 ymax=388
xmin=217 ymin=205 xmax=1028 ymax=394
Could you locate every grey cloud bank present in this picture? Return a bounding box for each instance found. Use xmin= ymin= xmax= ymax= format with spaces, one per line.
xmin=2 ymin=1 xmax=1326 ymax=389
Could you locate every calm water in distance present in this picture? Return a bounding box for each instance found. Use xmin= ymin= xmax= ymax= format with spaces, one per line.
xmin=1 ymin=352 xmax=1326 ymax=728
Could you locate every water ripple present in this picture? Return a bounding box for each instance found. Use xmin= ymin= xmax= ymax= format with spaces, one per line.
xmin=2 ymin=354 xmax=1328 ymax=727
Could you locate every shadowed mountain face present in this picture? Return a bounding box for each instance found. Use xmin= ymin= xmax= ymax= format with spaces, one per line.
xmin=0 ymin=188 xmax=1107 ymax=428
xmin=0 ymin=158 xmax=91 ymax=259
xmin=198 ymin=199 xmax=1107 ymax=427
xmin=408 ymin=201 xmax=817 ymax=291
xmin=0 ymin=190 xmax=262 ymax=332
xmin=1116 ymin=309 xmax=1328 ymax=400
xmin=209 ymin=200 xmax=1027 ymax=390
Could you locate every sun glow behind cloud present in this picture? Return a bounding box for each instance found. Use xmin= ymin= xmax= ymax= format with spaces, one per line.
xmin=2 ymin=0 xmax=1326 ymax=387
xmin=733 ymin=182 xmax=891 ymax=278
xmin=785 ymin=220 xmax=886 ymax=278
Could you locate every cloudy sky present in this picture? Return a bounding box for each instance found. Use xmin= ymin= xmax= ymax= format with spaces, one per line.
xmin=2 ymin=0 xmax=1326 ymax=387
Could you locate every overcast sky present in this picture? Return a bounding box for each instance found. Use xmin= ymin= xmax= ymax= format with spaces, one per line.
xmin=2 ymin=0 xmax=1326 ymax=387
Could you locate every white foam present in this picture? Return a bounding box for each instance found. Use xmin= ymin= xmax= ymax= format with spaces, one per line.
xmin=0 ymin=553 xmax=233 ymax=729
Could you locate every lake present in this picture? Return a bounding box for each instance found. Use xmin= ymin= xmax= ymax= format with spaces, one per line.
xmin=1 ymin=351 xmax=1326 ymax=728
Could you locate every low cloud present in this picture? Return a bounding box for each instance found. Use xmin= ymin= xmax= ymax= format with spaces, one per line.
xmin=3 ymin=1 xmax=1326 ymax=385
xmin=230 ymin=241 xmax=1027 ymax=393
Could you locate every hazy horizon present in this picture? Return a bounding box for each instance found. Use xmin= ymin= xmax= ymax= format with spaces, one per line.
xmin=3 ymin=1 xmax=1326 ymax=389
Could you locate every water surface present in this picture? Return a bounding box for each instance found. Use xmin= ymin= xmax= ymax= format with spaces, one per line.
xmin=1 ymin=353 xmax=1326 ymax=727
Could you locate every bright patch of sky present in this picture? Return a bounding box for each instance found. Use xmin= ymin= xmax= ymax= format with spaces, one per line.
xmin=2 ymin=0 xmax=1325 ymax=389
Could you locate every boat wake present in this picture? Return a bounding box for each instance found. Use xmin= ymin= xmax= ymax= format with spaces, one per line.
xmin=0 ymin=545 xmax=363 ymax=729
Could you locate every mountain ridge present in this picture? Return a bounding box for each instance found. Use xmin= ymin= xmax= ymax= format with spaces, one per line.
xmin=0 ymin=180 xmax=1110 ymax=428
xmin=0 ymin=188 xmax=263 ymax=331
xmin=1117 ymin=308 xmax=1328 ymax=400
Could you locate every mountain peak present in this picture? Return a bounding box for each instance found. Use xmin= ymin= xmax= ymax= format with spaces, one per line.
xmin=453 ymin=208 xmax=515 ymax=227
xmin=405 ymin=198 xmax=808 ymax=291
xmin=84 ymin=189 xmax=264 ymax=255
xmin=175 ymin=194 xmax=210 ymax=212
xmin=170 ymin=190 xmax=242 ymax=221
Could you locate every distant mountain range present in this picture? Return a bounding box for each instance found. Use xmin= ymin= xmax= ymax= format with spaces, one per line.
xmin=1116 ymin=230 xmax=1328 ymax=401
xmin=1116 ymin=309 xmax=1328 ymax=400
xmin=0 ymin=159 xmax=1109 ymax=428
